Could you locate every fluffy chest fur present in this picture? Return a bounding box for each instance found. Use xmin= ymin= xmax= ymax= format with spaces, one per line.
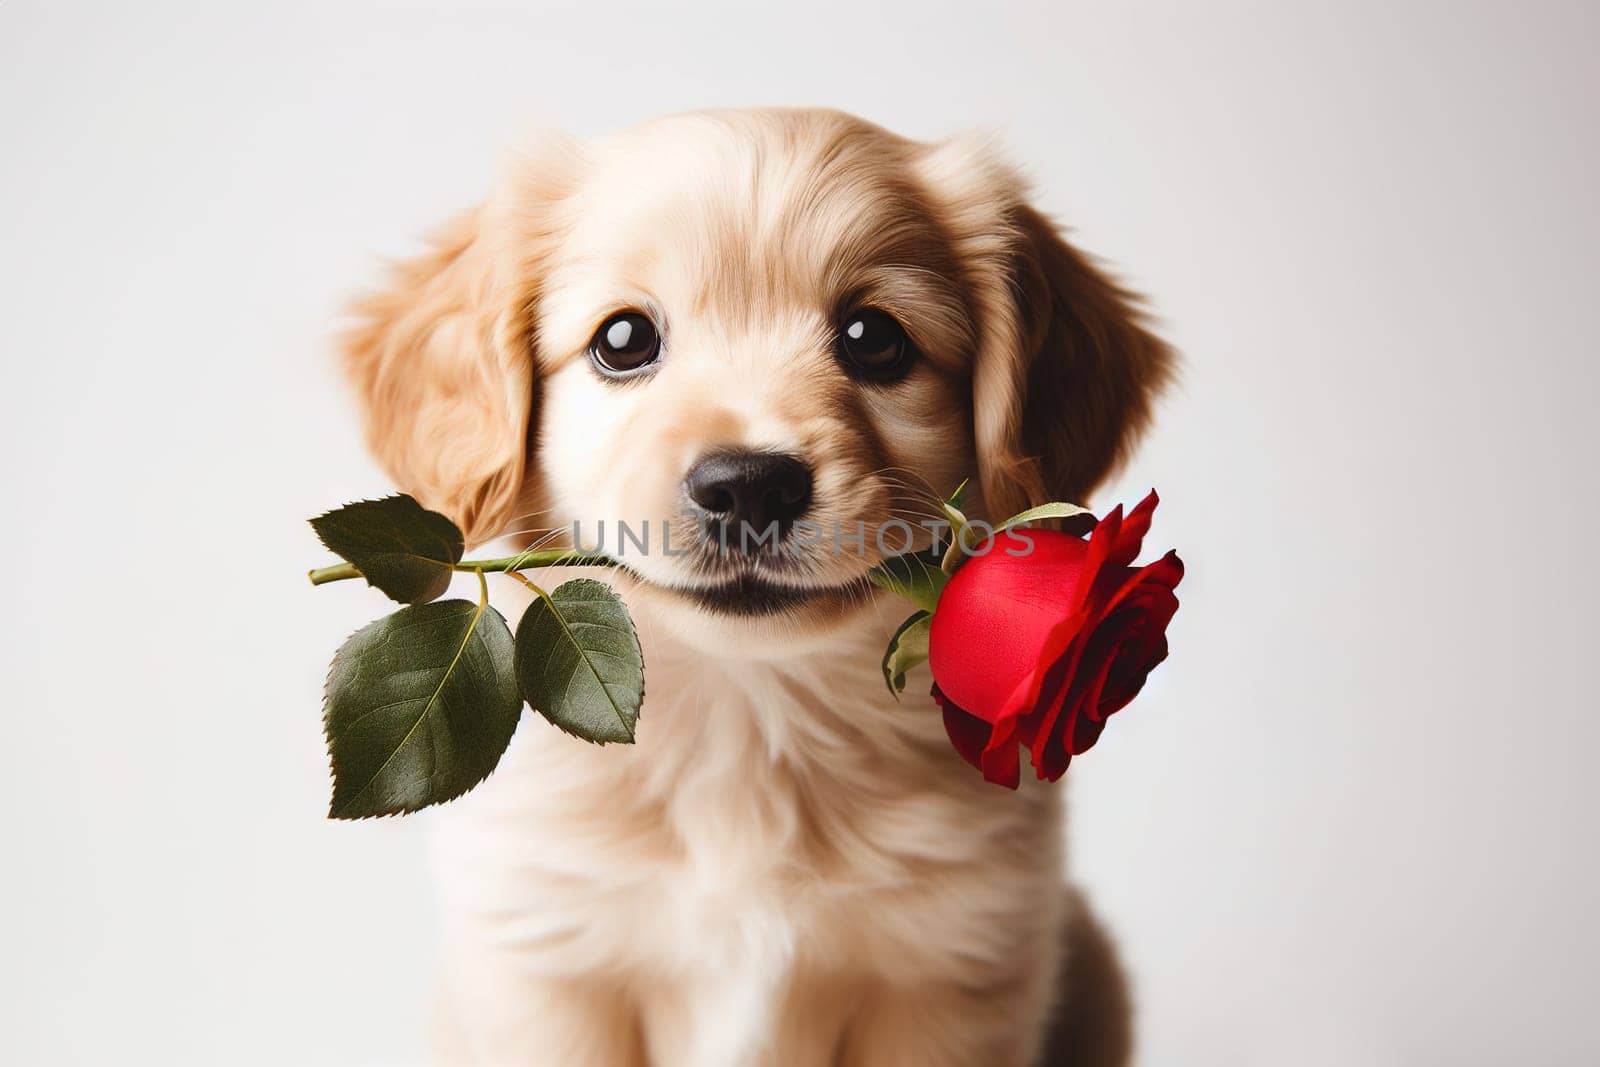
xmin=429 ymin=583 xmax=1067 ymax=1060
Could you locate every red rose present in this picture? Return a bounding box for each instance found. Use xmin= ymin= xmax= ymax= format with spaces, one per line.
xmin=928 ymin=491 xmax=1184 ymax=789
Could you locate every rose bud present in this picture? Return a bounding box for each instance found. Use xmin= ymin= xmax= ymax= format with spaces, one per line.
xmin=928 ymin=491 xmax=1184 ymax=789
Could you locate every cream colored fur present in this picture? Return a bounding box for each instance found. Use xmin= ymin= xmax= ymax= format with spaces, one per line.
xmin=342 ymin=108 xmax=1170 ymax=1066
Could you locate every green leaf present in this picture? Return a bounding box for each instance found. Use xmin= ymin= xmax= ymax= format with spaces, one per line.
xmin=324 ymin=598 xmax=521 ymax=819
xmin=310 ymin=495 xmax=464 ymax=605
xmin=514 ymin=579 xmax=644 ymax=744
xmin=867 ymin=551 xmax=949 ymax=614
xmin=881 ymin=611 xmax=932 ymax=697
xmin=945 ymin=479 xmax=969 ymax=511
xmin=995 ymin=500 xmax=1095 ymax=535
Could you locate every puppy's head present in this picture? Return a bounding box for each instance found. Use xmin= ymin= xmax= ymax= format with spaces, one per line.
xmin=343 ymin=110 xmax=1171 ymax=635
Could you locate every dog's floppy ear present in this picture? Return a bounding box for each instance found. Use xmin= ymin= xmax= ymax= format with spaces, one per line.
xmin=342 ymin=145 xmax=577 ymax=545
xmin=918 ymin=137 xmax=1175 ymax=517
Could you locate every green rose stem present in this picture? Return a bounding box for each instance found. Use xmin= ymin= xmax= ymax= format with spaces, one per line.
xmin=306 ymin=548 xmax=618 ymax=588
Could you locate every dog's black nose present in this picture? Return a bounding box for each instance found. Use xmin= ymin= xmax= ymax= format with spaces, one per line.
xmin=684 ymin=450 xmax=813 ymax=543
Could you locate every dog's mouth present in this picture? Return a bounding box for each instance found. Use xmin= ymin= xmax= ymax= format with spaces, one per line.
xmin=631 ymin=567 xmax=877 ymax=617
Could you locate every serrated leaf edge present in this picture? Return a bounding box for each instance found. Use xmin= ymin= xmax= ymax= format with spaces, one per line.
xmin=323 ymin=600 xmax=511 ymax=820
xmin=309 ymin=495 xmax=465 ymax=604
xmin=523 ymin=578 xmax=643 ymax=745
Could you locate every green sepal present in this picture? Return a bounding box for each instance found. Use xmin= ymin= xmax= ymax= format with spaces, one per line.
xmin=867 ymin=551 xmax=949 ymax=614
xmin=995 ymin=501 xmax=1095 ymax=536
xmin=881 ymin=611 xmax=932 ymax=698
xmin=938 ymin=484 xmax=971 ymax=574
xmin=323 ymin=598 xmax=521 ymax=819
xmin=940 ymin=532 xmax=967 ymax=575
xmin=514 ymin=579 xmax=644 ymax=745
xmin=310 ymin=495 xmax=464 ymax=604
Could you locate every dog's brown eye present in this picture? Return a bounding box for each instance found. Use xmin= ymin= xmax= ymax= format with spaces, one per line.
xmin=836 ymin=309 xmax=913 ymax=380
xmin=589 ymin=311 xmax=661 ymax=375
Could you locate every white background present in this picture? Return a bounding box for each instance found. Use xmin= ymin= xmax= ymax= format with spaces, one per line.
xmin=3 ymin=1 xmax=1596 ymax=1063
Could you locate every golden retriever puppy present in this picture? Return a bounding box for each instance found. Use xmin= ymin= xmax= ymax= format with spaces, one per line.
xmin=342 ymin=108 xmax=1171 ymax=1067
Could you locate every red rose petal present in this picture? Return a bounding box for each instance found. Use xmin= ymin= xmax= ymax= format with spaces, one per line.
xmin=927 ymin=529 xmax=1106 ymax=727
xmin=927 ymin=494 xmax=1183 ymax=788
xmin=934 ymin=685 xmax=1026 ymax=789
xmin=1106 ymin=490 xmax=1160 ymax=568
xmin=1029 ymin=553 xmax=1183 ymax=777
xmin=1033 ymin=580 xmax=1181 ymax=776
xmin=934 ymin=685 xmax=990 ymax=772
